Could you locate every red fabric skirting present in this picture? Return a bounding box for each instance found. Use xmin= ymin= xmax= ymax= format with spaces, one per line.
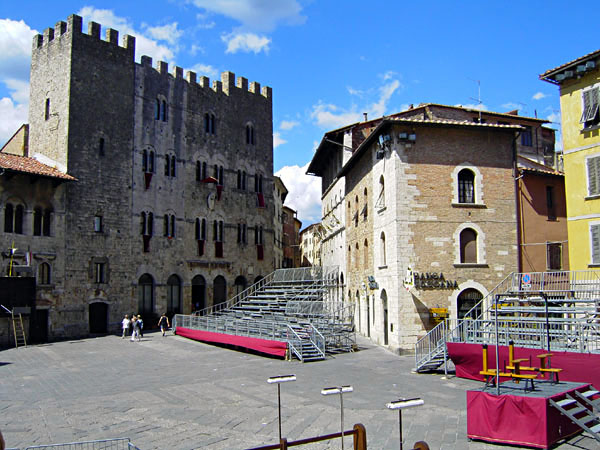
xmin=448 ymin=342 xmax=600 ymax=387
xmin=467 ymin=384 xmax=587 ymax=448
xmin=175 ymin=327 xmax=287 ymax=357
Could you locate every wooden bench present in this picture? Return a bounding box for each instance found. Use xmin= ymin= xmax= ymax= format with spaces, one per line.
xmin=536 ymin=353 xmax=563 ymax=383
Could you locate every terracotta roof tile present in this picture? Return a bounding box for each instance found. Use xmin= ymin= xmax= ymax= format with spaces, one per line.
xmin=388 ymin=117 xmax=523 ymax=129
xmin=540 ymin=48 xmax=600 ymax=79
xmin=0 ymin=152 xmax=76 ymax=181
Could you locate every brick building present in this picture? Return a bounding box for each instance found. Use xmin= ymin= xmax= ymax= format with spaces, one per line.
xmin=282 ymin=206 xmax=301 ymax=268
xmin=0 ymin=14 xmax=275 ymax=343
xmin=309 ymin=104 xmax=560 ymax=353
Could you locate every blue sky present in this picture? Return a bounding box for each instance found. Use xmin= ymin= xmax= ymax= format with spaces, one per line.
xmin=0 ymin=1 xmax=596 ymax=226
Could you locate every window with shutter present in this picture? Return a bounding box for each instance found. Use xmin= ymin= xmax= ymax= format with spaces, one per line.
xmin=581 ymin=87 xmax=600 ymax=128
xmin=592 ymin=224 xmax=600 ymax=265
xmin=587 ymin=155 xmax=600 ymax=197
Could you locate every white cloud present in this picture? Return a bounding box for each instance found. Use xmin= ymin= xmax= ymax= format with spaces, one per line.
xmin=0 ymin=19 xmax=37 ymax=82
xmin=368 ymin=79 xmax=401 ymax=118
xmin=380 ymin=71 xmax=397 ymax=81
xmin=310 ymin=102 xmax=362 ymax=130
xmin=0 ymin=97 xmax=28 ymax=146
xmin=273 ymin=132 xmax=287 ymax=148
xmin=532 ymin=92 xmax=547 ymax=100
xmin=275 ymin=162 xmax=322 ymax=225
xmin=311 ymin=75 xmax=402 ymax=129
xmin=78 ymin=7 xmax=177 ymax=63
xmin=190 ymin=63 xmax=219 ymax=79
xmin=4 ymin=79 xmax=29 ymax=104
xmin=547 ymin=111 xmax=561 ymax=125
xmin=144 ymin=22 xmax=183 ymax=46
xmin=279 ymin=120 xmax=299 ymax=131
xmin=190 ymin=0 xmax=305 ymax=32
xmin=221 ymin=32 xmax=270 ymax=54
xmin=347 ymin=86 xmax=366 ymax=97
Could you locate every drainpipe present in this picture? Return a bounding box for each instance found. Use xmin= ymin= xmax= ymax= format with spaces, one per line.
xmin=513 ymin=133 xmax=523 ymax=273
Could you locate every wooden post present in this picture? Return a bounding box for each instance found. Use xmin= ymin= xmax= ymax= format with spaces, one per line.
xmin=353 ymin=423 xmax=367 ymax=450
xmin=279 ymin=437 xmax=288 ymax=449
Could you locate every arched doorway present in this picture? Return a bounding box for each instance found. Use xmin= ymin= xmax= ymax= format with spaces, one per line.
xmin=381 ymin=290 xmax=388 ymax=345
xmin=457 ymin=288 xmax=483 ymax=319
xmin=192 ymin=275 xmax=206 ymax=312
xmin=138 ymin=274 xmax=154 ymax=316
xmin=167 ymin=274 xmax=182 ymax=315
xmin=89 ymin=302 xmax=108 ymax=334
xmin=234 ymin=276 xmax=247 ymax=296
xmin=214 ymin=275 xmax=227 ymax=306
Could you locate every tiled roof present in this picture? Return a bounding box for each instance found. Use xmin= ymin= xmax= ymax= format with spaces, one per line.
xmin=409 ymin=103 xmax=549 ymax=123
xmin=517 ymin=155 xmax=563 ymax=176
xmin=387 ymin=117 xmax=523 ymax=129
xmin=540 ymin=48 xmax=600 ymax=79
xmin=0 ymin=152 xmax=76 ymax=181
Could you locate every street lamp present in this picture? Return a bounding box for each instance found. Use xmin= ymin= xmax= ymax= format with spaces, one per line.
xmin=386 ymin=398 xmax=424 ymax=450
xmin=321 ymin=385 xmax=353 ymax=450
xmin=267 ymin=374 xmax=296 ymax=441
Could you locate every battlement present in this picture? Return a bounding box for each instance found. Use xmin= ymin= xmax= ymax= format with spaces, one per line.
xmin=139 ymin=56 xmax=272 ymax=100
xmin=32 ymin=14 xmax=135 ymax=56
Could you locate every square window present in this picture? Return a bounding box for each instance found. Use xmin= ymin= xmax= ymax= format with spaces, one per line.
xmin=581 ymin=87 xmax=600 ymax=129
xmin=94 ymin=216 xmax=103 ymax=233
xmin=587 ymin=155 xmax=600 ymax=197
xmin=94 ymin=262 xmax=105 ymax=283
xmin=546 ymin=243 xmax=561 ymax=270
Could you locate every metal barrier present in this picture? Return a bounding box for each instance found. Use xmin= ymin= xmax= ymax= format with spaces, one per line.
xmin=24 ymin=438 xmax=133 ymax=449
xmin=245 ymin=423 xmax=367 ymax=450
xmin=415 ymin=270 xmax=600 ymax=371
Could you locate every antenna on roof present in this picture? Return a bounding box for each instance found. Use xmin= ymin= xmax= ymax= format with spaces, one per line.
xmin=468 ymin=78 xmax=483 ymax=123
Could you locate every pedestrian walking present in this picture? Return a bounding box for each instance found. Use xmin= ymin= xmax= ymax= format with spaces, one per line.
xmin=137 ymin=315 xmax=144 ymax=338
xmin=121 ymin=314 xmax=130 ymax=338
xmin=158 ymin=313 xmax=170 ymax=336
xmin=130 ymin=315 xmax=141 ymax=342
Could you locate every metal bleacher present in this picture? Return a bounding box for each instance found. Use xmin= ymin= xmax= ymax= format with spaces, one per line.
xmin=173 ymin=267 xmax=356 ymax=362
xmin=415 ymin=270 xmax=600 ymax=372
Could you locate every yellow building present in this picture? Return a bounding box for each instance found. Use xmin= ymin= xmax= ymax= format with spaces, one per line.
xmin=541 ymin=49 xmax=600 ymax=270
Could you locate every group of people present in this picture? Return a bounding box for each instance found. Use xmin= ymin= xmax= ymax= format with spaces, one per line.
xmin=121 ymin=313 xmax=171 ymax=340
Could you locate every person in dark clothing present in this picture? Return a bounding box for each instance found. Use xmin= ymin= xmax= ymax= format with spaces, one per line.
xmin=158 ymin=313 xmax=170 ymax=336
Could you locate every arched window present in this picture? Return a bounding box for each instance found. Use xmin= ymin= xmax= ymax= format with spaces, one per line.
xmin=161 ymin=100 xmax=167 ymax=122
xmin=33 ymin=207 xmax=52 ymax=236
xmin=355 ymin=242 xmax=359 ymax=268
xmin=142 ymin=150 xmax=148 ymax=172
xmin=167 ymin=274 xmax=182 ymax=315
xmin=138 ymin=274 xmax=154 ymax=315
xmin=99 ymin=138 xmax=105 ymax=157
xmin=38 ymin=262 xmax=51 ymax=285
xmin=205 ymin=113 xmax=216 ymax=134
xmin=380 ymin=232 xmax=386 ymax=266
xmin=141 ymin=212 xmax=154 ymax=236
xmin=14 ymin=205 xmax=23 ymax=234
xmin=460 ymin=228 xmax=477 ymax=263
xmin=4 ymin=203 xmax=13 ymax=233
xmin=364 ymin=239 xmax=369 ymax=268
xmin=155 ymin=99 xmax=160 ymax=120
xmin=163 ymin=214 xmax=175 ymax=238
xmin=377 ymin=175 xmax=385 ymax=208
xmin=363 ymin=187 xmax=368 ymax=219
xmin=458 ymin=169 xmax=475 ymax=204
xmin=171 ymin=155 xmax=176 ymax=177
xmin=457 ymin=288 xmax=483 ymax=319
xmin=246 ymin=124 xmax=255 ymax=145
xmin=149 ymin=151 xmax=155 ymax=173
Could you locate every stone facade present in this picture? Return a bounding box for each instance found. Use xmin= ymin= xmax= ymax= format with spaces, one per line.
xmin=342 ymin=120 xmax=520 ymax=352
xmin=0 ymin=14 xmax=275 ymax=342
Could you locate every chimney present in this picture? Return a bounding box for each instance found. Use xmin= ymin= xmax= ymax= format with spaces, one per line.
xmin=363 ymin=112 xmax=368 ymax=122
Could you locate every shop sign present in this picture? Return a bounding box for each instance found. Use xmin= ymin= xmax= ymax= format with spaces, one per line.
xmin=414 ymin=272 xmax=458 ymax=290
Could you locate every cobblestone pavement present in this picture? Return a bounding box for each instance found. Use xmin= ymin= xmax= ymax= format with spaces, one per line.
xmin=0 ymin=332 xmax=597 ymax=450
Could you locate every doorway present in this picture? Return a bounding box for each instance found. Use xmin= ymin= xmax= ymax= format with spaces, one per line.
xmin=89 ymin=302 xmax=108 ymax=334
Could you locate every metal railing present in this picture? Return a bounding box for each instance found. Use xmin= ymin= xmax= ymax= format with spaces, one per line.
xmin=24 ymin=438 xmax=133 ymax=449
xmin=415 ymin=270 xmax=600 ymax=371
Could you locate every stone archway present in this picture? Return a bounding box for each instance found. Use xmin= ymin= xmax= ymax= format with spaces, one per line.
xmin=457 ymin=288 xmax=484 ymax=319
xmin=214 ymin=275 xmax=227 ymax=306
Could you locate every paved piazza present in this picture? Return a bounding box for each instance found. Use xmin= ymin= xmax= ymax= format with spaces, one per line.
xmin=1 ymin=332 xmax=597 ymax=449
